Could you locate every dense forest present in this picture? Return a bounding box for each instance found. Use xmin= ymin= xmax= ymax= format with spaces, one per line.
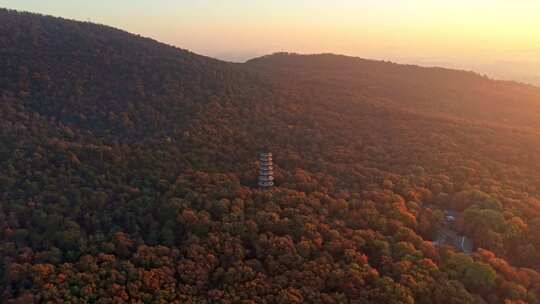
xmin=2 ymin=8 xmax=540 ymax=303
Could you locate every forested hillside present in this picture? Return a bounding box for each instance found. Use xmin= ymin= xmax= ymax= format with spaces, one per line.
xmin=2 ymin=8 xmax=540 ymax=303
xmin=247 ymin=53 xmax=540 ymax=130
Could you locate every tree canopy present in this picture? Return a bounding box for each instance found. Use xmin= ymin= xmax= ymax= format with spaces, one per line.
xmin=2 ymin=8 xmax=540 ymax=303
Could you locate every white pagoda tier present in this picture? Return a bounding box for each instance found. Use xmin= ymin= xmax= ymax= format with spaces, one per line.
xmin=258 ymin=152 xmax=274 ymax=188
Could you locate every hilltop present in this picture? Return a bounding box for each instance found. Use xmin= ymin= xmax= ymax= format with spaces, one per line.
xmin=248 ymin=52 xmax=540 ymax=129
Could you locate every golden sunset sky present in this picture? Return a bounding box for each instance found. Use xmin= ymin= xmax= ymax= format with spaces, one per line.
xmin=5 ymin=0 xmax=540 ymax=84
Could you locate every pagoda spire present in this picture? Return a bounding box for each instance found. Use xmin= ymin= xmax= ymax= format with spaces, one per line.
xmin=258 ymin=151 xmax=274 ymax=188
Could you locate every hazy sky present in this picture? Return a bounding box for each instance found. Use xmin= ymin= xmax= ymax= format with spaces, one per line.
xmin=3 ymin=0 xmax=540 ymax=85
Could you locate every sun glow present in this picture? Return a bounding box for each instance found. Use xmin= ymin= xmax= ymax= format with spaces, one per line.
xmin=5 ymin=0 xmax=540 ymax=83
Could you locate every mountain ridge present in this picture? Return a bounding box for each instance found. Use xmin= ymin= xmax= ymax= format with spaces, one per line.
xmin=247 ymin=51 xmax=540 ymax=130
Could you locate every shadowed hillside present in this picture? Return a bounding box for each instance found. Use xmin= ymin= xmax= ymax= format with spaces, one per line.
xmin=0 ymin=8 xmax=273 ymax=141
xmin=2 ymin=9 xmax=540 ymax=303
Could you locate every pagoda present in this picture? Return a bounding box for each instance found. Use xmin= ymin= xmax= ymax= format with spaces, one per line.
xmin=258 ymin=152 xmax=274 ymax=188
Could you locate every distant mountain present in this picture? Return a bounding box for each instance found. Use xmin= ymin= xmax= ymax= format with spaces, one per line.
xmin=2 ymin=9 xmax=540 ymax=303
xmin=247 ymin=52 xmax=540 ymax=130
